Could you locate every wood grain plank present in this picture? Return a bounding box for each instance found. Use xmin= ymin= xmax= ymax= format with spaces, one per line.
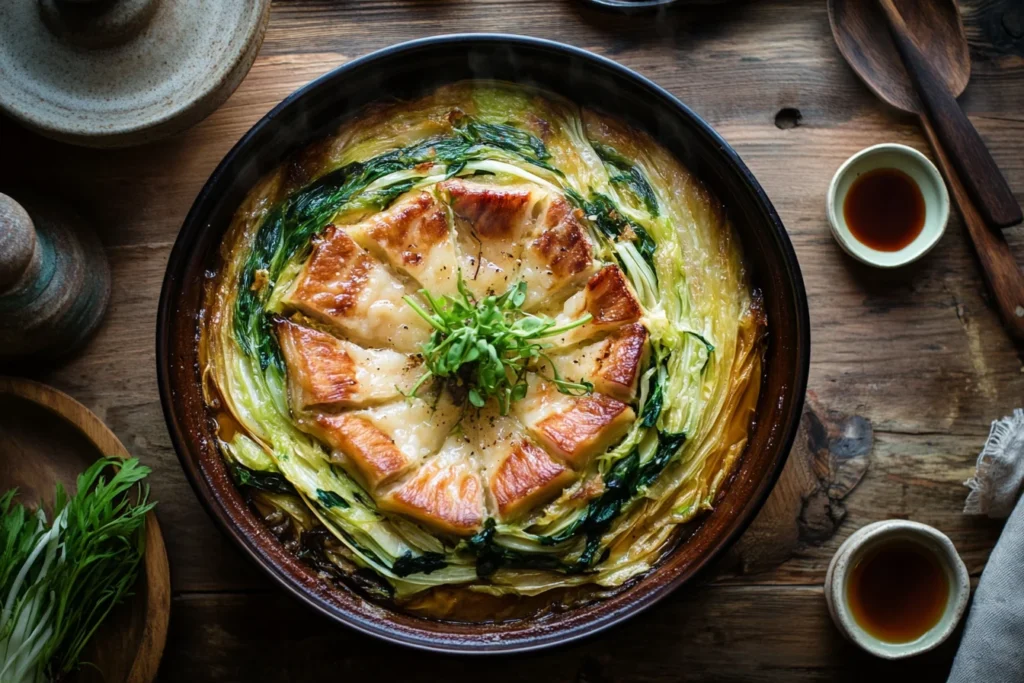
xmin=0 ymin=0 xmax=1019 ymax=598
xmin=159 ymin=586 xmax=961 ymax=683
xmin=3 ymin=115 xmax=1017 ymax=592
xmin=0 ymin=2 xmax=1022 ymax=679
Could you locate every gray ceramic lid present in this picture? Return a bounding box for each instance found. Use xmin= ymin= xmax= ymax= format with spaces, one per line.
xmin=0 ymin=0 xmax=270 ymax=148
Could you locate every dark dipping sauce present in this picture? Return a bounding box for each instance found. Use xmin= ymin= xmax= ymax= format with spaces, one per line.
xmin=846 ymin=540 xmax=949 ymax=643
xmin=844 ymin=168 xmax=925 ymax=251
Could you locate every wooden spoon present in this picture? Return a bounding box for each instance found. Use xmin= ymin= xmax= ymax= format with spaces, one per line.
xmin=829 ymin=0 xmax=1024 ymax=343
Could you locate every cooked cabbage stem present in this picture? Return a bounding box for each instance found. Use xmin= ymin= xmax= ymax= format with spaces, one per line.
xmin=203 ymin=82 xmax=763 ymax=610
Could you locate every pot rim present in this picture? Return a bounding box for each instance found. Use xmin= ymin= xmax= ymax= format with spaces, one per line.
xmin=156 ymin=33 xmax=811 ymax=654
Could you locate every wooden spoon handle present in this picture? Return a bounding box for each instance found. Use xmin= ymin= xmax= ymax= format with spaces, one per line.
xmin=920 ymin=117 xmax=1024 ymax=342
xmin=878 ymin=0 xmax=1022 ymax=229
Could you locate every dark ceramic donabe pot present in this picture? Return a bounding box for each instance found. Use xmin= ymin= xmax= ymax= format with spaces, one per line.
xmin=157 ymin=34 xmax=810 ymax=654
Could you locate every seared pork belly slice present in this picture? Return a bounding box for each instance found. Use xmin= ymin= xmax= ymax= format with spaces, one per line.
xmin=513 ymin=376 xmax=635 ymax=470
xmin=542 ymin=323 xmax=649 ymax=403
xmin=280 ymin=225 xmax=430 ymax=352
xmin=439 ymin=179 xmax=545 ymax=298
xmin=489 ymin=439 xmax=575 ymax=520
xmin=466 ymin=408 xmax=575 ymax=521
xmin=532 ymin=394 xmax=634 ymax=470
xmin=276 ymin=319 xmax=421 ymax=411
xmin=300 ymin=394 xmax=460 ymax=491
xmin=519 ymin=196 xmax=596 ymax=311
xmin=584 ymin=265 xmax=644 ymax=327
xmin=442 ymin=178 xmax=538 ymax=240
xmin=302 ymin=413 xmax=415 ymax=490
xmin=543 ymin=265 xmax=644 ymax=347
xmin=379 ymin=432 xmax=485 ymax=535
xmin=346 ymin=191 xmax=461 ymax=295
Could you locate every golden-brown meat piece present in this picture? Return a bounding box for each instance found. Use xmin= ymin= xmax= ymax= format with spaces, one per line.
xmin=346 ymin=191 xmax=461 ymax=295
xmin=300 ymin=394 xmax=461 ymax=492
xmin=533 ymin=395 xmax=634 ymax=469
xmin=519 ymin=196 xmax=596 ymax=311
xmin=440 ymin=179 xmax=544 ymax=297
xmin=488 ymin=438 xmax=575 ymax=520
xmin=544 ymin=322 xmax=649 ymax=403
xmin=379 ymin=433 xmax=485 ymax=535
xmin=276 ymin=319 xmax=421 ymax=411
xmin=302 ymin=413 xmax=416 ymax=489
xmin=586 ymin=265 xmax=643 ymax=323
xmin=465 ymin=407 xmax=576 ymax=521
xmin=544 ymin=265 xmax=643 ymax=347
xmin=513 ymin=376 xmax=635 ymax=470
xmin=280 ymin=225 xmax=430 ymax=352
xmin=443 ymin=178 xmax=536 ymax=240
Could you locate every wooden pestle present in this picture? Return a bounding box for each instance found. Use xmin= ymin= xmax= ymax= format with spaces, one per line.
xmin=0 ymin=193 xmax=110 ymax=360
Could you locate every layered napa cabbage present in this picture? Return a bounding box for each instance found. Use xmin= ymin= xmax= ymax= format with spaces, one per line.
xmin=200 ymin=81 xmax=763 ymax=618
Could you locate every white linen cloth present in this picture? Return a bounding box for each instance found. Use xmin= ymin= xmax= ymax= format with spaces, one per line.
xmin=948 ymin=409 xmax=1024 ymax=683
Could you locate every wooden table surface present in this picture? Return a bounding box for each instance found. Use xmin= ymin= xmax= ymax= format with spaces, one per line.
xmin=2 ymin=1 xmax=1023 ymax=680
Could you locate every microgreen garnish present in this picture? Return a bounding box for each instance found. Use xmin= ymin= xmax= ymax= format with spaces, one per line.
xmin=402 ymin=277 xmax=594 ymax=414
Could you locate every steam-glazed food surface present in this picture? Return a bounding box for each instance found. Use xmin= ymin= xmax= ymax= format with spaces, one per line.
xmin=202 ymin=81 xmax=765 ymax=619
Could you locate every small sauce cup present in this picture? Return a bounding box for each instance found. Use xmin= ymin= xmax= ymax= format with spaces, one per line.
xmin=827 ymin=143 xmax=950 ymax=268
xmin=825 ymin=520 xmax=970 ymax=659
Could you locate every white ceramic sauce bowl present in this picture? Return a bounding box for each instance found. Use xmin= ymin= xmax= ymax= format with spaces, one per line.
xmin=824 ymin=520 xmax=970 ymax=660
xmin=827 ymin=143 xmax=950 ymax=268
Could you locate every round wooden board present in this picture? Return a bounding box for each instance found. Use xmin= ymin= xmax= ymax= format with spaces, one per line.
xmin=0 ymin=377 xmax=169 ymax=683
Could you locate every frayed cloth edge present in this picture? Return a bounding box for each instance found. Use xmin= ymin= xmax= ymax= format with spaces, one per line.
xmin=964 ymin=409 xmax=1024 ymax=518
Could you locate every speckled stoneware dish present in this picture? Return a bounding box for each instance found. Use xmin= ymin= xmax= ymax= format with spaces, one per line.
xmin=825 ymin=520 xmax=970 ymax=659
xmin=157 ymin=35 xmax=811 ymax=654
xmin=0 ymin=0 xmax=270 ymax=148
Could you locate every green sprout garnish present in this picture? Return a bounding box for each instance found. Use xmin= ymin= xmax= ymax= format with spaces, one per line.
xmin=402 ymin=276 xmax=594 ymax=414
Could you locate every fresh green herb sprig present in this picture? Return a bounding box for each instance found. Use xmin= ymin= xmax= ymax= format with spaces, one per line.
xmin=0 ymin=457 xmax=154 ymax=683
xmin=402 ymin=277 xmax=594 ymax=414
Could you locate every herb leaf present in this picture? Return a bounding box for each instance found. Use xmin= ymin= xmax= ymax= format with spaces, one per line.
xmin=391 ymin=551 xmax=447 ymax=577
xmin=0 ymin=457 xmax=154 ymax=680
xmin=639 ymin=368 xmax=664 ymax=429
xmin=466 ymin=519 xmax=574 ymax=578
xmin=403 ymin=277 xmax=592 ymax=414
xmin=232 ymin=464 xmax=296 ymax=495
